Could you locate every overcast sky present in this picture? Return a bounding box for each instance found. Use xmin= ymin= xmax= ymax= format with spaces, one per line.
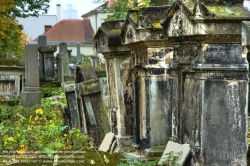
xmin=47 ymin=0 xmax=105 ymax=19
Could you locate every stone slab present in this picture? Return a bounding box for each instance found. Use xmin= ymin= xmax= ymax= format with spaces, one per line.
xmin=21 ymin=91 xmax=41 ymax=107
xmin=98 ymin=132 xmax=115 ymax=152
xmin=158 ymin=141 xmax=191 ymax=166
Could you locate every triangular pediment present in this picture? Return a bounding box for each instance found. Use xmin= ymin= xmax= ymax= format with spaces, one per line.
xmin=162 ymin=0 xmax=250 ymax=37
xmin=95 ymin=20 xmax=124 ymax=47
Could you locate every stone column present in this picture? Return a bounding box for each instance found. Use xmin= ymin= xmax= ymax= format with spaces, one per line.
xmin=21 ymin=43 xmax=41 ymax=107
xmin=95 ymin=20 xmax=134 ymax=151
xmin=38 ymin=46 xmax=57 ymax=81
xmin=120 ymin=6 xmax=172 ymax=156
xmin=58 ymin=43 xmax=71 ymax=82
xmin=77 ymin=42 xmax=82 ymax=64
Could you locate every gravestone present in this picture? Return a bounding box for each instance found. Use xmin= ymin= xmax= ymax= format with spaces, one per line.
xmin=95 ymin=20 xmax=133 ymax=151
xmin=120 ymin=6 xmax=173 ymax=156
xmin=38 ymin=46 xmax=57 ymax=81
xmin=61 ymin=81 xmax=81 ymax=130
xmin=57 ymin=43 xmax=72 ymax=83
xmin=0 ymin=66 xmax=24 ymax=100
xmin=21 ymin=43 xmax=41 ymax=107
xmin=160 ymin=0 xmax=250 ymax=165
xmin=75 ymin=64 xmax=110 ymax=146
xmin=76 ymin=42 xmax=82 ymax=64
xmin=38 ymin=35 xmax=47 ymax=78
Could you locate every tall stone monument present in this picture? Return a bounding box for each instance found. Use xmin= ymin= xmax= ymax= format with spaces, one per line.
xmin=21 ymin=43 xmax=41 ymax=107
xmin=95 ymin=20 xmax=133 ymax=151
xmin=161 ymin=0 xmax=250 ymax=165
xmin=121 ymin=6 xmax=173 ymax=156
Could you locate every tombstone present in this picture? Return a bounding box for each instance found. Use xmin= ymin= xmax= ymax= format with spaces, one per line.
xmin=0 ymin=66 xmax=24 ymax=100
xmin=38 ymin=46 xmax=57 ymax=81
xmin=75 ymin=64 xmax=110 ymax=146
xmin=76 ymin=42 xmax=82 ymax=64
xmin=161 ymin=0 xmax=250 ymax=165
xmin=21 ymin=43 xmax=41 ymax=107
xmin=56 ymin=43 xmax=72 ymax=83
xmin=38 ymin=35 xmax=47 ymax=78
xmin=61 ymin=81 xmax=81 ymax=130
xmin=120 ymin=6 xmax=173 ymax=156
xmin=95 ymin=20 xmax=134 ymax=151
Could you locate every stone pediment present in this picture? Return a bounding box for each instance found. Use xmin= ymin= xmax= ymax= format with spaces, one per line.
xmin=95 ymin=20 xmax=124 ymax=47
xmin=162 ymin=0 xmax=250 ymax=38
xmin=164 ymin=0 xmax=250 ymax=22
xmin=121 ymin=6 xmax=170 ymax=45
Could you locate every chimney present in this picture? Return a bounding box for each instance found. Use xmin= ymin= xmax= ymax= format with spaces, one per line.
xmin=44 ymin=25 xmax=52 ymax=33
xmin=56 ymin=4 xmax=61 ymax=23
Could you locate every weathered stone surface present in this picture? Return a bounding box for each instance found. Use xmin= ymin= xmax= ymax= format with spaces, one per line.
xmin=21 ymin=43 xmax=40 ymax=107
xmin=38 ymin=45 xmax=57 ymax=81
xmin=120 ymin=6 xmax=174 ymax=156
xmin=158 ymin=141 xmax=191 ymax=165
xmin=98 ymin=132 xmax=115 ymax=152
xmin=95 ymin=20 xmax=134 ymax=151
xmin=61 ymin=81 xmax=81 ymax=130
xmin=0 ymin=67 xmax=24 ymax=100
xmin=161 ymin=1 xmax=249 ymax=165
xmin=38 ymin=35 xmax=47 ymax=78
xmin=75 ymin=65 xmax=110 ymax=146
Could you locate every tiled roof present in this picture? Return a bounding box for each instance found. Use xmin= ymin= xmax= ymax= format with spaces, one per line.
xmin=41 ymin=19 xmax=94 ymax=43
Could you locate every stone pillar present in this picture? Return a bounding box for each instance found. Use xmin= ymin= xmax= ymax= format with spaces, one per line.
xmin=120 ymin=6 xmax=172 ymax=156
xmin=77 ymin=42 xmax=82 ymax=64
xmin=21 ymin=43 xmax=41 ymax=107
xmin=58 ymin=43 xmax=71 ymax=82
xmin=161 ymin=1 xmax=250 ymax=165
xmin=38 ymin=35 xmax=47 ymax=78
xmin=130 ymin=47 xmax=173 ymax=156
xmin=38 ymin=46 xmax=57 ymax=81
xmin=95 ymin=20 xmax=134 ymax=151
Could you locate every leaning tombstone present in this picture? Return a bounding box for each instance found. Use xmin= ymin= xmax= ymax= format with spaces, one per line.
xmin=61 ymin=81 xmax=81 ymax=131
xmin=21 ymin=42 xmax=41 ymax=107
xmin=75 ymin=64 xmax=110 ymax=146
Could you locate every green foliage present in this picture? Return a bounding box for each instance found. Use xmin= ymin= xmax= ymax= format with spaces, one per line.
xmin=12 ymin=0 xmax=50 ymax=18
xmin=118 ymin=158 xmax=159 ymax=166
xmin=0 ymin=93 xmax=87 ymax=154
xmin=160 ymin=151 xmax=182 ymax=166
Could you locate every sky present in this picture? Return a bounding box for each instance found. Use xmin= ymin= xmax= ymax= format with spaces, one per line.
xmin=47 ymin=0 xmax=105 ymax=19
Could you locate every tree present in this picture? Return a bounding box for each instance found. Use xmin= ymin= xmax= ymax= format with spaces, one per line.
xmin=11 ymin=0 xmax=50 ymax=18
xmin=0 ymin=0 xmax=50 ymax=58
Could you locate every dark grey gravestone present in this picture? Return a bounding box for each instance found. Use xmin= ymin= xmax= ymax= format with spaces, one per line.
xmin=76 ymin=42 xmax=82 ymax=64
xmin=38 ymin=46 xmax=57 ymax=81
xmin=59 ymin=43 xmax=71 ymax=79
xmin=38 ymin=35 xmax=47 ymax=78
xmin=21 ymin=43 xmax=41 ymax=107
xmin=61 ymin=81 xmax=81 ymax=130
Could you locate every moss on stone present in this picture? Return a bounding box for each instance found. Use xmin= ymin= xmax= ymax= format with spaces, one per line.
xmin=152 ymin=22 xmax=163 ymax=29
xmin=206 ymin=5 xmax=250 ymax=18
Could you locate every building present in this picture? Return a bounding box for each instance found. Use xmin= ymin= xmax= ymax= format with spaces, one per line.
xmin=35 ymin=19 xmax=95 ymax=56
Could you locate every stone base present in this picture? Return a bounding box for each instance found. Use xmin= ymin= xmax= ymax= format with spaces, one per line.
xmin=21 ymin=91 xmax=41 ymax=107
xmin=143 ymin=145 xmax=167 ymax=157
xmin=114 ymin=135 xmax=133 ymax=153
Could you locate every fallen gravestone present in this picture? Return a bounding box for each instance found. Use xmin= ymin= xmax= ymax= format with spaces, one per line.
xmin=98 ymin=132 xmax=115 ymax=152
xmin=158 ymin=141 xmax=191 ymax=166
